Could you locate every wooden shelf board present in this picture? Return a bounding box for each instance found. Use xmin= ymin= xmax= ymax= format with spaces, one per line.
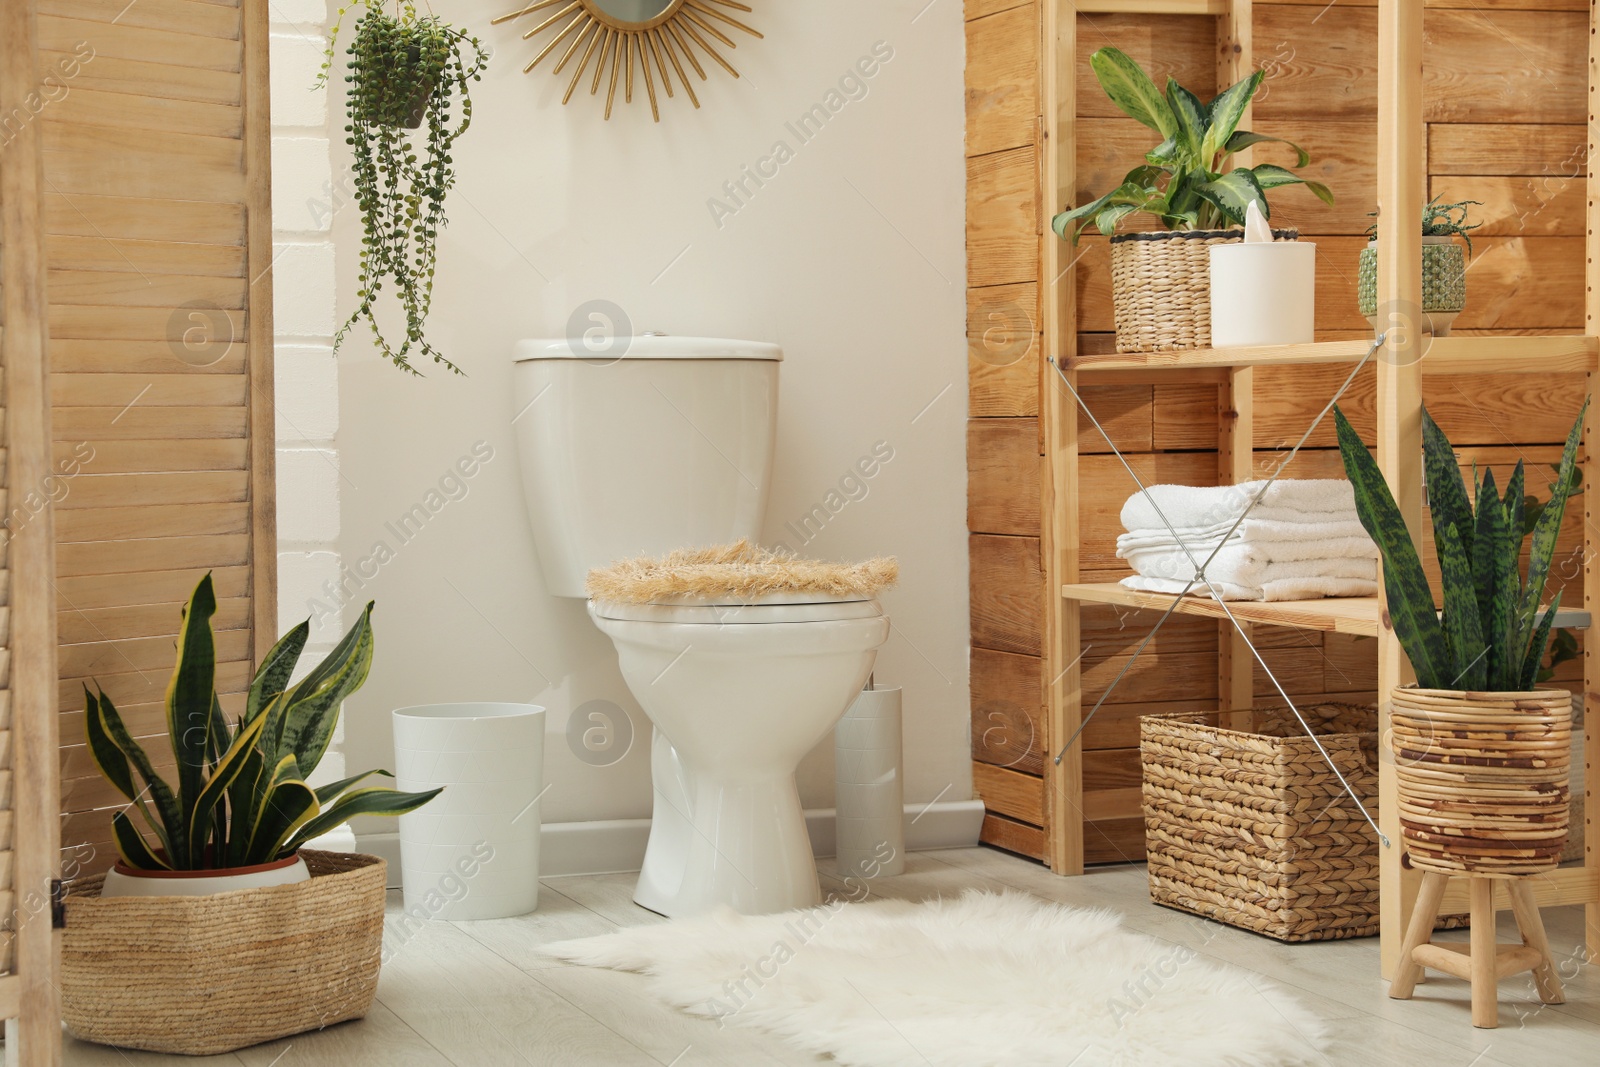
xmin=1420 ymin=335 xmax=1597 ymax=376
xmin=1438 ymin=866 xmax=1600 ymax=914
xmin=1061 ymin=582 xmax=1382 ymax=635
xmin=1073 ymin=0 xmax=1230 ymax=12
xmin=1062 ymin=583 xmax=1591 ymax=636
xmin=1063 ymin=335 xmax=1597 ymax=375
xmin=1065 ymin=339 xmax=1373 ymax=373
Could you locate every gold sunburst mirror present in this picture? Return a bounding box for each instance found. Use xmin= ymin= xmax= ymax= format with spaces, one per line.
xmin=493 ymin=0 xmax=762 ymax=122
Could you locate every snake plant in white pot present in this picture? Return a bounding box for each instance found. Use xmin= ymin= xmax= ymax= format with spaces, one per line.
xmin=87 ymin=573 xmax=441 ymax=896
xmin=1052 ymin=47 xmax=1332 ymax=354
xmin=61 ymin=574 xmax=443 ymax=1056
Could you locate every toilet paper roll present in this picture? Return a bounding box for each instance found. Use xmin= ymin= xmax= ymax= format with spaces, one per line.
xmin=1208 ymin=241 xmax=1317 ymax=348
xmin=834 ymin=686 xmax=905 ymax=879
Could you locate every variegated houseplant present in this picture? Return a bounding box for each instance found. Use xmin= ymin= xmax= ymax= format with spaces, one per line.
xmin=86 ymin=573 xmax=440 ymax=877
xmin=1052 ymin=47 xmax=1332 ymax=353
xmin=1052 ymin=48 xmax=1331 ymax=242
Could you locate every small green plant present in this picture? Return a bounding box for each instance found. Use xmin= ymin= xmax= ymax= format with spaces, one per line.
xmin=86 ymin=575 xmax=441 ymax=871
xmin=1052 ymin=47 xmax=1332 ymax=243
xmin=1365 ymin=195 xmax=1483 ymax=254
xmin=320 ymin=2 xmax=488 ymax=375
xmin=1334 ymin=400 xmax=1588 ymax=691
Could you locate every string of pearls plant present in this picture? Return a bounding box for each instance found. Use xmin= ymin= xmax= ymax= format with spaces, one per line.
xmin=320 ymin=2 xmax=488 ymax=375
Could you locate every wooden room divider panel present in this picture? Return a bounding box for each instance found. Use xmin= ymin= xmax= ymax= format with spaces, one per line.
xmin=38 ymin=0 xmax=278 ymax=874
xmin=3 ymin=0 xmax=66 ymax=1059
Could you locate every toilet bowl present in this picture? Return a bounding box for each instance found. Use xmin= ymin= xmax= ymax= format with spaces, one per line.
xmin=589 ymin=592 xmax=890 ymax=917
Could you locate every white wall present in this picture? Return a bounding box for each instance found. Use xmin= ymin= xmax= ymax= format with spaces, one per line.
xmin=319 ymin=0 xmax=971 ymax=833
xmin=269 ymin=1 xmax=348 ymax=804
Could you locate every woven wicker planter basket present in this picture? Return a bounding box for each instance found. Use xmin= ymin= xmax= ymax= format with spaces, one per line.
xmin=1109 ymin=228 xmax=1298 ymax=353
xmin=1390 ymin=687 xmax=1571 ymax=877
xmin=62 ymin=850 xmax=387 ymax=1056
xmin=1142 ymin=703 xmax=1391 ymax=942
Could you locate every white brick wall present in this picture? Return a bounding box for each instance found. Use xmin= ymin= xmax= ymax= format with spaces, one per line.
xmin=270 ymin=15 xmax=347 ymax=822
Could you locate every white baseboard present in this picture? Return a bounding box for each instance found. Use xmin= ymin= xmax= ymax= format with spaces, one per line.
xmin=358 ymin=799 xmax=984 ymax=887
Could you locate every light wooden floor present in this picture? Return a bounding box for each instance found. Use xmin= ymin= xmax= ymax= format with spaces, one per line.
xmin=62 ymin=847 xmax=1600 ymax=1066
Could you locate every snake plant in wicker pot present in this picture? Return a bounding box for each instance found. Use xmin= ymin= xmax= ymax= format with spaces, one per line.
xmin=62 ymin=575 xmax=443 ymax=1056
xmin=86 ymin=573 xmax=441 ymax=889
xmin=1334 ymin=401 xmax=1587 ymax=876
xmin=1051 ymin=47 xmax=1332 ymax=354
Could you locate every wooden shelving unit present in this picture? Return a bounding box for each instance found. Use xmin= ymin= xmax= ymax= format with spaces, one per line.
xmin=1038 ymin=0 xmax=1600 ymax=976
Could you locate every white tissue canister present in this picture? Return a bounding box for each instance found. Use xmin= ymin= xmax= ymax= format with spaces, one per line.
xmin=834 ymin=685 xmax=906 ymax=879
xmin=1208 ymin=240 xmax=1317 ymax=348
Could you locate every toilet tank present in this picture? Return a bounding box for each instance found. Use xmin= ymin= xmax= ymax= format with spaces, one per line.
xmin=512 ymin=335 xmax=782 ymax=598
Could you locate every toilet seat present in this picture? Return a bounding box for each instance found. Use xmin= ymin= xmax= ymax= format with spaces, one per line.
xmin=590 ymin=593 xmax=882 ymax=625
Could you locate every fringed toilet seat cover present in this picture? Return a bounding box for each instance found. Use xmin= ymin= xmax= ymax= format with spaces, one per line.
xmin=585 ymin=539 xmax=898 ymax=606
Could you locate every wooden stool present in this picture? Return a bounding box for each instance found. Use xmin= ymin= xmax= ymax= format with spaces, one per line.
xmin=1388 ymin=871 xmax=1565 ymax=1028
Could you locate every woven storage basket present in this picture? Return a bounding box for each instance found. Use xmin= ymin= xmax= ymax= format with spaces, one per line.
xmin=62 ymin=850 xmax=386 ymax=1056
xmin=1142 ymin=703 xmax=1387 ymax=942
xmin=1109 ymin=228 xmax=1298 ymax=353
xmin=1390 ymin=687 xmax=1571 ymax=877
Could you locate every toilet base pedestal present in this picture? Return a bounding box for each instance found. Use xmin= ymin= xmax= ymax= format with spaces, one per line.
xmin=634 ymin=754 xmax=821 ymax=918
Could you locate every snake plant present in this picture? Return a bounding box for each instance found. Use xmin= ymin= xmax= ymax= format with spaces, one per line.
xmin=86 ymin=574 xmax=441 ymax=871
xmin=1334 ymin=401 xmax=1588 ymax=691
xmin=1053 ymin=47 xmax=1332 ymax=243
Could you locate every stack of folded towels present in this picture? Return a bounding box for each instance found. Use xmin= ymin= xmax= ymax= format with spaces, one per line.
xmin=1117 ymin=479 xmax=1380 ymax=602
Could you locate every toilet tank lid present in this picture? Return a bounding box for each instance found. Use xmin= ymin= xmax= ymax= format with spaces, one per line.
xmin=513 ymin=336 xmax=783 ymax=362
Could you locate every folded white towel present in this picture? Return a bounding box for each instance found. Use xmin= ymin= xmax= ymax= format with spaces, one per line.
xmin=1119 ymin=573 xmax=1379 ymax=602
xmin=1122 ymin=541 xmax=1378 ymax=588
xmin=1117 ymin=519 xmax=1373 ymax=556
xmin=1120 ymin=479 xmax=1357 ymax=533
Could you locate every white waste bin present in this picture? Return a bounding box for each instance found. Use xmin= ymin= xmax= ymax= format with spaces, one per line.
xmin=393 ymin=702 xmax=545 ymax=920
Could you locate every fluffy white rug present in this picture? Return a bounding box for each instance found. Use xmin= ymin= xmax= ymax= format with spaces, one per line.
xmin=542 ymin=889 xmax=1328 ymax=1066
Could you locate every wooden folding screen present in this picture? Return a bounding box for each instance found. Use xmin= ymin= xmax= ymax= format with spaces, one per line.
xmin=2 ymin=0 xmax=64 ymax=1059
xmin=0 ymin=0 xmax=278 ymax=1051
xmin=40 ymin=0 xmax=278 ymax=872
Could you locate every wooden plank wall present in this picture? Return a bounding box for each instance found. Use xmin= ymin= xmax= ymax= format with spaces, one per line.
xmin=967 ymin=0 xmax=1589 ymax=864
xmin=41 ymin=0 xmax=276 ymax=874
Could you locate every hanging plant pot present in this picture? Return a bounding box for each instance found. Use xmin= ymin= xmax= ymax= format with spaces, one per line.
xmin=1389 ymin=687 xmax=1571 ymax=877
xmin=367 ymin=39 xmax=435 ymax=129
xmin=1357 ymin=236 xmax=1467 ymax=336
xmin=1109 ymin=228 xmax=1299 ymax=354
xmin=323 ymin=2 xmax=488 ymax=374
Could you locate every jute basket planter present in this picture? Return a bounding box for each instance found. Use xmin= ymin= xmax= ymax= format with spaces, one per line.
xmin=1109 ymin=228 xmax=1298 ymax=353
xmin=1142 ymin=704 xmax=1386 ymax=942
xmin=1390 ymin=687 xmax=1572 ymax=877
xmin=62 ymin=851 xmax=387 ymax=1056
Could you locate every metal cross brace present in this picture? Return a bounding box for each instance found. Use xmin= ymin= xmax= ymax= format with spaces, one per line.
xmin=1047 ymin=337 xmax=1392 ymax=848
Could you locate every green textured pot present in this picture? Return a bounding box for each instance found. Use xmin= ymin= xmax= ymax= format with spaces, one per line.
xmin=1357 ymin=236 xmax=1467 ymax=336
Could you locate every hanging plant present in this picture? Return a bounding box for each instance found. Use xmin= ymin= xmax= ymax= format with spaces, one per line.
xmin=319 ymin=2 xmax=488 ymax=375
